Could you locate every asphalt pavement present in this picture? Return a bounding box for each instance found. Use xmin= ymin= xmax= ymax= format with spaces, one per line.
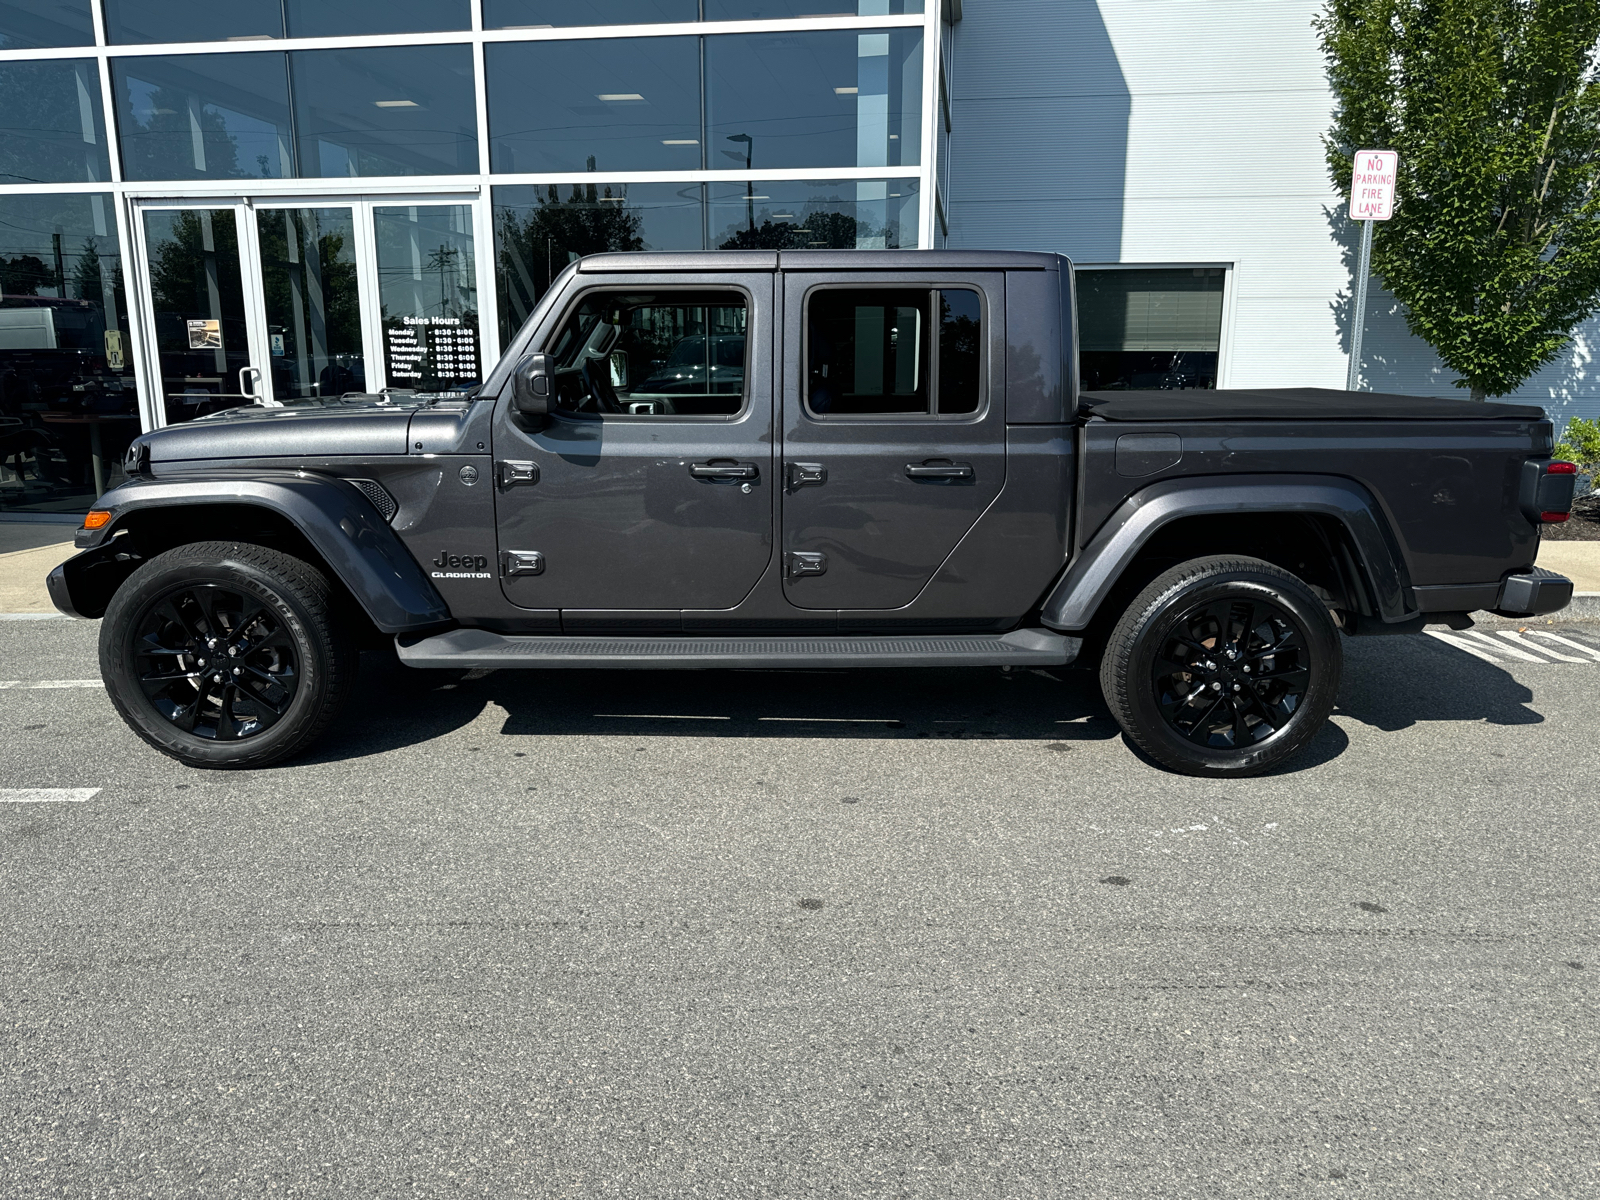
xmin=2 ymin=617 xmax=1597 ymax=1198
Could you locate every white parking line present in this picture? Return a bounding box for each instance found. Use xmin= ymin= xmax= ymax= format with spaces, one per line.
xmin=1525 ymin=630 xmax=1600 ymax=661
xmin=0 ymin=679 xmax=102 ymax=689
xmin=0 ymin=613 xmax=66 ymax=621
xmin=1496 ymin=630 xmax=1590 ymax=662
xmin=0 ymin=788 xmax=100 ymax=803
xmin=1425 ymin=628 xmax=1599 ymax=665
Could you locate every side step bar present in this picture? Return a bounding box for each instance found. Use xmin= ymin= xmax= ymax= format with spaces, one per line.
xmin=395 ymin=627 xmax=1080 ymax=670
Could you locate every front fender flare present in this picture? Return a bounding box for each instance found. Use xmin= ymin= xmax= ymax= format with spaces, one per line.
xmin=56 ymin=472 xmax=450 ymax=631
xmin=1040 ymin=474 xmax=1411 ymax=631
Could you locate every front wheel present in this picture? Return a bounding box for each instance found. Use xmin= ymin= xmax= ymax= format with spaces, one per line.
xmin=1099 ymin=555 xmax=1341 ymax=776
xmin=100 ymin=541 xmax=356 ymax=768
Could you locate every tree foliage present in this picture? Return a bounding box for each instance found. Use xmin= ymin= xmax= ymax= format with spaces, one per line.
xmin=1316 ymin=0 xmax=1600 ymax=397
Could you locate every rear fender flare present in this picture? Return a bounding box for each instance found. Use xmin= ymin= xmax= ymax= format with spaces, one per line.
xmin=56 ymin=473 xmax=450 ymax=631
xmin=1040 ymin=474 xmax=1411 ymax=630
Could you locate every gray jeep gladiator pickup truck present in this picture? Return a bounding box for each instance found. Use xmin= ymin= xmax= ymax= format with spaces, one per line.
xmin=48 ymin=250 xmax=1578 ymax=775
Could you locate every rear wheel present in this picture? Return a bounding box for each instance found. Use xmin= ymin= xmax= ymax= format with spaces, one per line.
xmin=100 ymin=541 xmax=356 ymax=768
xmin=1099 ymin=555 xmax=1341 ymax=776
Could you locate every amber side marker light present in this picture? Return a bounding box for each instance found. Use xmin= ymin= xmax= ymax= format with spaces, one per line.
xmin=82 ymin=510 xmax=112 ymax=530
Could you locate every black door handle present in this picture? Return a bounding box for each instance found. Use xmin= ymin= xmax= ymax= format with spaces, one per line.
xmin=905 ymin=460 xmax=974 ymax=481
xmin=690 ymin=461 xmax=758 ymax=480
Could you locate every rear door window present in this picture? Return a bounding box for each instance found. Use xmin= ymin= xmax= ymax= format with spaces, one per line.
xmin=805 ymin=286 xmax=982 ymax=417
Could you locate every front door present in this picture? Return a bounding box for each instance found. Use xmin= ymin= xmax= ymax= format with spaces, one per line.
xmin=779 ymin=270 xmax=1006 ymax=610
xmin=131 ymin=195 xmax=489 ymax=425
xmin=492 ymin=272 xmax=774 ymax=614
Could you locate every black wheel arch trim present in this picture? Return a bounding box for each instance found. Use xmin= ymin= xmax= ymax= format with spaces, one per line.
xmin=1039 ymin=474 xmax=1412 ymax=631
xmin=50 ymin=473 xmax=450 ymax=631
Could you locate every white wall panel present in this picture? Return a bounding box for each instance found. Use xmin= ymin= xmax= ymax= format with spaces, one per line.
xmin=945 ymin=0 xmax=1599 ymax=430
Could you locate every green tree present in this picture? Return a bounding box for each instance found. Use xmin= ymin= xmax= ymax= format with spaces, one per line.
xmin=496 ymin=184 xmax=646 ymax=339
xmin=1316 ymin=0 xmax=1600 ymax=398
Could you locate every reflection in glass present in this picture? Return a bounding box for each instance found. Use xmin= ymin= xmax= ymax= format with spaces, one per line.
xmin=486 ymin=38 xmax=702 ymax=173
xmin=0 ymin=0 xmax=94 ymax=49
xmin=0 ymin=193 xmax=136 ymax=513
xmin=709 ymin=178 xmax=917 ymax=249
xmin=113 ymin=54 xmax=291 ymax=182
xmin=103 ymin=0 xmax=283 ymax=44
xmin=290 ymin=45 xmax=479 ymax=178
xmin=705 ymin=1 xmax=922 ymax=15
xmin=549 ymin=291 xmax=747 ymax=418
xmin=706 ymin=29 xmax=921 ymax=170
xmin=493 ymin=182 xmax=703 ymax=345
xmin=0 ymin=60 xmax=111 ymax=185
xmin=257 ymin=209 xmax=365 ymax=402
xmin=374 ymin=206 xmax=481 ymax=393
xmin=1076 ymin=268 xmax=1224 ymax=391
xmin=283 ymin=0 xmax=471 ymax=38
xmin=807 ymin=288 xmax=928 ymax=416
xmin=937 ymin=289 xmax=981 ymax=414
xmin=141 ymin=208 xmax=254 ymax=425
xmin=484 ymin=0 xmax=696 ymax=27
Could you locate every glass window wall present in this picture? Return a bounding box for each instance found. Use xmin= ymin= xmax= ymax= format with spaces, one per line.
xmin=283 ymin=1 xmax=470 ymax=39
xmin=486 ymin=38 xmax=702 ymax=174
xmin=103 ymin=0 xmax=284 ymax=45
xmin=0 ymin=194 xmax=136 ymax=513
xmin=705 ymin=2 xmax=923 ymax=16
xmin=1077 ymin=268 xmax=1225 ymax=391
xmin=113 ymin=54 xmax=292 ymax=182
xmin=709 ymin=177 xmax=917 ymax=249
xmin=484 ymin=1 xmax=697 ymax=28
xmin=0 ymin=0 xmax=94 ymax=49
xmin=494 ymin=182 xmax=703 ymax=344
xmin=705 ymin=29 xmax=921 ymax=170
xmin=114 ymin=47 xmax=478 ymax=181
xmin=289 ymin=46 xmax=479 ymax=178
xmin=493 ymin=178 xmax=918 ymax=344
xmin=0 ymin=60 xmax=111 ymax=185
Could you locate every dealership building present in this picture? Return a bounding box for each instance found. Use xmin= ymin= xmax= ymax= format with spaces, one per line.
xmin=0 ymin=0 xmax=1592 ymax=516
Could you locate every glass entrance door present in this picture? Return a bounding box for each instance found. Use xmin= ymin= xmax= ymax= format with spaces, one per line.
xmin=134 ymin=202 xmax=266 ymax=425
xmin=130 ymin=194 xmax=486 ymax=425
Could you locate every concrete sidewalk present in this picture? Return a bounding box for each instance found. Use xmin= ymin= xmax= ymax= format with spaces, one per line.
xmin=2 ymin=524 xmax=1597 ymax=618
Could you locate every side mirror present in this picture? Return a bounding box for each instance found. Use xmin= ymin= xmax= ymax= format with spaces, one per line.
xmin=511 ymin=352 xmax=552 ymax=416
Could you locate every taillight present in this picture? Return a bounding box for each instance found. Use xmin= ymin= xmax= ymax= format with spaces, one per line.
xmin=1547 ymin=461 xmax=1577 ymax=475
xmin=1542 ymin=512 xmax=1570 ymax=523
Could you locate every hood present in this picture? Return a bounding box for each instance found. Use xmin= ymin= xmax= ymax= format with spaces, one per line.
xmin=131 ymin=397 xmax=439 ymax=466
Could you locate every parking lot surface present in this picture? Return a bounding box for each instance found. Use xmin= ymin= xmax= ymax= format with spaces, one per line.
xmin=2 ymin=618 xmax=1597 ymax=1197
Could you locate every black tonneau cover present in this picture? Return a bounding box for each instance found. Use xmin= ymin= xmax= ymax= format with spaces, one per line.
xmin=1078 ymin=387 xmax=1545 ymax=423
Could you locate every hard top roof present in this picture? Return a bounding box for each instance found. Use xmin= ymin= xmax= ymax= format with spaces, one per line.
xmin=576 ymin=249 xmax=1068 ymax=273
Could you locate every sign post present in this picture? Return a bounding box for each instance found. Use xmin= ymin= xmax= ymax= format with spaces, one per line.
xmin=1346 ymin=149 xmax=1397 ymax=391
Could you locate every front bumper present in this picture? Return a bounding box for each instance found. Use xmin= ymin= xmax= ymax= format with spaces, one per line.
xmin=46 ymin=561 xmax=84 ymax=619
xmin=1493 ymin=567 xmax=1573 ymax=617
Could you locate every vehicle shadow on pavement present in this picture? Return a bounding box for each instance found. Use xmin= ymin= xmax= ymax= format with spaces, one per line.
xmin=1333 ymin=634 xmax=1543 ymax=732
xmin=299 ymin=654 xmax=1123 ymax=764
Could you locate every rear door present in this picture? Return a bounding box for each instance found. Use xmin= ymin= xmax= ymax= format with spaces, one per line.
xmin=492 ymin=271 xmax=773 ymax=612
xmin=779 ymin=269 xmax=1005 ymax=609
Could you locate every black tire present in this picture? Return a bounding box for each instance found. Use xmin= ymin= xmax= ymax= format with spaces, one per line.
xmin=99 ymin=541 xmax=356 ymax=769
xmin=1099 ymin=555 xmax=1341 ymax=777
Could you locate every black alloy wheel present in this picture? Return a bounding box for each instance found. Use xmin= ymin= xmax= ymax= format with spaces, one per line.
xmin=1151 ymin=595 xmax=1309 ymax=750
xmin=1099 ymin=555 xmax=1341 ymax=776
xmin=134 ymin=584 xmax=300 ymax=741
xmin=101 ymin=541 xmax=356 ymax=768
